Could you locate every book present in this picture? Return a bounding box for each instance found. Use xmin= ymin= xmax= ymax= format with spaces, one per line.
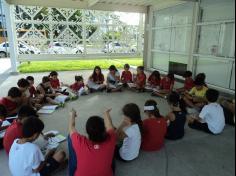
xmin=38 ymin=105 xmax=58 ymax=114
xmin=128 ymin=83 xmax=136 ymax=88
xmin=55 ymin=95 xmax=69 ymax=103
xmin=49 ymin=134 xmax=67 ymax=143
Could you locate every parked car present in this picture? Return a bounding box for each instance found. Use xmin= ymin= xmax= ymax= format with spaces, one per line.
xmin=48 ymin=42 xmax=84 ymax=54
xmin=0 ymin=42 xmax=40 ymax=58
xmin=102 ymin=42 xmax=136 ymax=54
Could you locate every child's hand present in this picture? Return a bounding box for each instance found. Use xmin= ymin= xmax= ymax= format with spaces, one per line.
xmin=70 ymin=108 xmax=77 ymax=118
xmin=104 ymin=108 xmax=112 ymax=115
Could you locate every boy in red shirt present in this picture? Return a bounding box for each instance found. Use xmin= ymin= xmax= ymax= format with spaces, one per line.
xmin=152 ymin=73 xmax=175 ymax=98
xmin=49 ymin=71 xmax=61 ymax=90
xmin=142 ymin=100 xmax=167 ymax=151
xmin=68 ymin=108 xmax=116 ymax=176
xmin=3 ymin=105 xmax=38 ymax=154
xmin=26 ymin=76 xmax=37 ymax=98
xmin=121 ymin=64 xmax=133 ymax=87
xmin=176 ymin=71 xmax=194 ymax=94
xmin=133 ymin=66 xmax=146 ymax=92
xmin=69 ymin=76 xmax=88 ymax=96
xmin=0 ymin=87 xmax=22 ymax=117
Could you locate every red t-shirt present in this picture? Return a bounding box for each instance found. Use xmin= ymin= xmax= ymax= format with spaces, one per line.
xmin=0 ymin=98 xmax=17 ymax=115
xmin=121 ymin=71 xmax=132 ymax=83
xmin=70 ymin=83 xmax=85 ymax=92
xmin=71 ymin=130 xmax=116 ymax=176
xmin=148 ymin=75 xmax=161 ymax=87
xmin=161 ymin=77 xmax=175 ymax=90
xmin=29 ymin=86 xmax=36 ymax=97
xmin=50 ymin=78 xmax=60 ymax=89
xmin=184 ymin=78 xmax=194 ymax=91
xmin=142 ymin=118 xmax=167 ymax=151
xmin=136 ymin=73 xmax=147 ymax=87
xmin=3 ymin=120 xmax=23 ymax=154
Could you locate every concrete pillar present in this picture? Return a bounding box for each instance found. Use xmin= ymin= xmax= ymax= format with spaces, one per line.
xmin=3 ymin=0 xmax=18 ymax=73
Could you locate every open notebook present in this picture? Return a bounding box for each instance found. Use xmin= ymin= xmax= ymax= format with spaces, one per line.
xmin=55 ymin=95 xmax=69 ymax=103
xmin=0 ymin=120 xmax=11 ymax=138
xmin=38 ymin=105 xmax=58 ymax=114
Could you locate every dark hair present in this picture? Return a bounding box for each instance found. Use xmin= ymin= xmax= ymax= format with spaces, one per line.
xmin=124 ymin=64 xmax=130 ymax=69
xmin=194 ymin=78 xmax=205 ymax=86
xmin=49 ymin=71 xmax=58 ymax=77
xmin=18 ymin=105 xmax=38 ymax=120
xmin=0 ymin=105 xmax=7 ymax=118
xmin=22 ymin=117 xmax=44 ymax=138
xmin=150 ymin=71 xmax=161 ymax=81
xmin=26 ymin=76 xmax=34 ymax=81
xmin=206 ymin=89 xmax=219 ymax=103
xmin=109 ymin=65 xmax=118 ymax=72
xmin=195 ymin=73 xmax=206 ymax=83
xmin=183 ymin=71 xmax=193 ymax=78
xmin=8 ymin=87 xmax=22 ymax=98
xmin=42 ymin=76 xmax=50 ymax=84
xmin=144 ymin=100 xmax=161 ymax=118
xmin=17 ymin=78 xmax=30 ymax=88
xmin=122 ymin=103 xmax=143 ymax=133
xmin=167 ymin=73 xmax=175 ymax=81
xmin=75 ymin=76 xmax=83 ymax=82
xmin=92 ymin=66 xmax=103 ymax=80
xmin=167 ymin=92 xmax=186 ymax=113
xmin=86 ymin=116 xmax=107 ymax=143
xmin=137 ymin=66 xmax=144 ymax=71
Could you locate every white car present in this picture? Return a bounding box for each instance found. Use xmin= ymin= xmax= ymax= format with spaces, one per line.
xmin=0 ymin=42 xmax=41 ymax=58
xmin=48 ymin=42 xmax=84 ymax=54
xmin=102 ymin=42 xmax=136 ymax=54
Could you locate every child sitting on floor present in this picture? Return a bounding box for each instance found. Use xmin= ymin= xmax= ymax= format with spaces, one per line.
xmin=37 ymin=76 xmax=64 ymax=107
xmin=131 ymin=66 xmax=146 ymax=92
xmin=165 ymin=92 xmax=187 ymax=140
xmin=188 ymin=89 xmax=225 ymax=135
xmin=68 ymin=108 xmax=116 ymax=176
xmin=9 ymin=117 xmax=67 ymax=176
xmin=0 ymin=87 xmax=22 ymax=117
xmin=152 ymin=73 xmax=175 ymax=98
xmin=141 ymin=100 xmax=167 ymax=152
xmin=146 ymin=71 xmax=161 ymax=91
xmin=17 ymin=78 xmax=31 ymax=106
xmin=183 ymin=78 xmax=208 ymax=111
xmin=87 ymin=66 xmax=106 ymax=93
xmin=220 ymin=98 xmax=235 ymax=126
xmin=26 ymin=76 xmax=37 ymax=98
xmin=3 ymin=105 xmax=38 ymax=154
xmin=107 ymin=65 xmax=122 ymax=93
xmin=116 ymin=103 xmax=142 ymax=161
xmin=121 ymin=64 xmax=133 ymax=87
xmin=49 ymin=71 xmax=61 ymax=90
xmin=63 ymin=75 xmax=88 ymax=97
xmin=176 ymin=71 xmax=194 ymax=94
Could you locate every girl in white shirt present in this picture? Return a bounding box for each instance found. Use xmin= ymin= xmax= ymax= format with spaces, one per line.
xmin=116 ymin=103 xmax=142 ymax=161
xmin=107 ymin=65 xmax=122 ymax=93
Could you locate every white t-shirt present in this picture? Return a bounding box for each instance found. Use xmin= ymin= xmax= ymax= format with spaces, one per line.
xmin=9 ymin=139 xmax=45 ymax=176
xmin=120 ymin=124 xmax=141 ymax=161
xmin=199 ymin=103 xmax=225 ymax=134
xmin=107 ymin=71 xmax=120 ymax=83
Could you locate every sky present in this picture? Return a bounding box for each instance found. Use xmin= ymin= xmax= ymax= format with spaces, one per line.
xmin=114 ymin=12 xmax=140 ymax=25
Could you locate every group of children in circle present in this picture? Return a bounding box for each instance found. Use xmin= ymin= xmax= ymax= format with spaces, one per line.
xmin=0 ymin=63 xmax=234 ymax=176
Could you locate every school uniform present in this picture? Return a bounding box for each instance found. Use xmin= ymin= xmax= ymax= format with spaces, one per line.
xmin=88 ymin=74 xmax=105 ymax=90
xmin=0 ymin=98 xmax=17 ymax=116
xmin=142 ymin=118 xmax=167 ymax=151
xmin=148 ymin=75 xmax=161 ymax=87
xmin=121 ymin=71 xmax=132 ymax=83
xmin=189 ymin=103 xmax=225 ymax=134
xmin=50 ymin=78 xmax=60 ymax=89
xmin=184 ymin=78 xmax=194 ymax=91
xmin=136 ymin=73 xmax=146 ymax=88
xmin=160 ymin=77 xmax=174 ymax=91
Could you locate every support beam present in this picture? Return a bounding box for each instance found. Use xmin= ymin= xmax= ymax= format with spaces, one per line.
xmin=88 ymin=0 xmax=99 ymax=7
xmin=3 ymin=0 xmax=18 ymax=73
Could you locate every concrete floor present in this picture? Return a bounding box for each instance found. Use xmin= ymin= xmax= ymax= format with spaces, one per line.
xmin=0 ymin=71 xmax=235 ymax=176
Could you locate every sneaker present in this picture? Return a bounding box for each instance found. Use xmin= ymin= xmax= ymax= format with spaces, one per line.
xmin=58 ymin=103 xmax=65 ymax=108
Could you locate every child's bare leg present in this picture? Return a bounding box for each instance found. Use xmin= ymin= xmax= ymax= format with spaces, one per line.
xmin=183 ymin=97 xmax=195 ymax=108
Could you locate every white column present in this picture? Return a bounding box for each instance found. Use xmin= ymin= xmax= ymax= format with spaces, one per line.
xmin=3 ymin=0 xmax=18 ymax=73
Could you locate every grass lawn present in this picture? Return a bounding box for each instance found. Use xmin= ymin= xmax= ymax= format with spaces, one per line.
xmin=18 ymin=58 xmax=143 ymax=73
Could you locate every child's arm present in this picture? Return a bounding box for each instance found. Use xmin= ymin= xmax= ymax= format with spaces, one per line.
xmin=69 ymin=109 xmax=78 ymax=136
xmin=103 ymin=109 xmax=115 ymax=131
xmin=116 ymin=120 xmax=129 ymax=141
xmin=165 ymin=112 xmax=175 ymax=122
